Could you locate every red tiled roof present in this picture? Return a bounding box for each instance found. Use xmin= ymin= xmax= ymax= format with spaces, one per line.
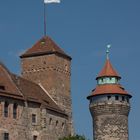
xmin=11 ymin=74 xmax=61 ymax=110
xmin=96 ymin=59 xmax=120 ymax=79
xmin=20 ymin=36 xmax=71 ymax=60
xmin=0 ymin=62 xmax=66 ymax=114
xmin=0 ymin=63 xmax=24 ymax=99
xmin=87 ymin=84 xmax=131 ymax=99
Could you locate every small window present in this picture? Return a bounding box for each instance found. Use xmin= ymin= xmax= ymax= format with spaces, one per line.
xmin=115 ymin=96 xmax=119 ymax=101
xmin=49 ymin=118 xmax=52 ymax=125
xmin=13 ymin=103 xmax=18 ymax=119
xmin=32 ymin=114 xmax=36 ymax=123
xmin=33 ymin=135 xmax=37 ymax=140
xmin=127 ymin=98 xmax=129 ymax=103
xmin=4 ymin=102 xmax=9 ymax=117
xmin=107 ymin=96 xmax=111 ymax=100
xmin=62 ymin=122 xmax=65 ymax=129
xmin=0 ymin=85 xmax=5 ymax=90
xmin=4 ymin=133 xmax=9 ymax=140
xmin=122 ymin=96 xmax=125 ymax=101
xmin=56 ymin=120 xmax=58 ymax=126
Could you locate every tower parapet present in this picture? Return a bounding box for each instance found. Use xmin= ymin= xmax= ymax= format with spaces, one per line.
xmin=87 ymin=47 xmax=132 ymax=140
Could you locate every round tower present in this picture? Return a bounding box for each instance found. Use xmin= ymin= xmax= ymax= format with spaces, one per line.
xmin=87 ymin=46 xmax=132 ymax=140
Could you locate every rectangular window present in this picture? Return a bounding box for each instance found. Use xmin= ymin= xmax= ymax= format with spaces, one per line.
xmin=127 ymin=98 xmax=129 ymax=103
xmin=115 ymin=96 xmax=119 ymax=100
xmin=0 ymin=85 xmax=5 ymax=90
xmin=33 ymin=135 xmax=37 ymax=140
xmin=122 ymin=96 xmax=125 ymax=101
xmin=4 ymin=102 xmax=9 ymax=118
xmin=107 ymin=96 xmax=111 ymax=100
xmin=32 ymin=114 xmax=36 ymax=123
xmin=4 ymin=133 xmax=9 ymax=140
xmin=13 ymin=104 xmax=17 ymax=119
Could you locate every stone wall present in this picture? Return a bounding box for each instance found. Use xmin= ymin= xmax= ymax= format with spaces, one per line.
xmin=21 ymin=53 xmax=73 ymax=136
xmin=0 ymin=97 xmax=28 ymax=140
xmin=0 ymin=96 xmax=72 ymax=140
xmin=90 ymin=101 xmax=130 ymax=140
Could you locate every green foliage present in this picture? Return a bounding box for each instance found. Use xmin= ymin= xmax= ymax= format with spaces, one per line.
xmin=59 ymin=134 xmax=88 ymax=140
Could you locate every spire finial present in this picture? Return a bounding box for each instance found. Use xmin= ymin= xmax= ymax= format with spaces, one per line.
xmin=106 ymin=44 xmax=111 ymax=59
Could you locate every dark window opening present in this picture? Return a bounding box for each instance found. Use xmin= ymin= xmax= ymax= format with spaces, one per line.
xmin=13 ymin=103 xmax=18 ymax=119
xmin=0 ymin=85 xmax=5 ymax=90
xmin=122 ymin=96 xmax=125 ymax=101
xmin=4 ymin=102 xmax=9 ymax=117
xmin=115 ymin=96 xmax=119 ymax=101
xmin=4 ymin=133 xmax=9 ymax=140
xmin=127 ymin=98 xmax=129 ymax=103
xmin=32 ymin=114 xmax=36 ymax=123
xmin=49 ymin=118 xmax=52 ymax=125
xmin=56 ymin=120 xmax=58 ymax=126
xmin=107 ymin=96 xmax=111 ymax=100
xmin=33 ymin=135 xmax=37 ymax=140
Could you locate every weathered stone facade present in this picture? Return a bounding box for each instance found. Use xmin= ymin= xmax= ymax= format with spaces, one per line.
xmin=0 ymin=97 xmax=70 ymax=140
xmin=90 ymin=98 xmax=130 ymax=140
xmin=0 ymin=36 xmax=73 ymax=140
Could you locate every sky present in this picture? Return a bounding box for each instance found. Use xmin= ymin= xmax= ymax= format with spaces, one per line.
xmin=0 ymin=0 xmax=140 ymax=140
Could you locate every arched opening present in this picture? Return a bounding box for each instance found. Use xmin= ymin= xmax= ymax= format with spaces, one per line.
xmin=13 ymin=103 xmax=18 ymax=119
xmin=4 ymin=102 xmax=9 ymax=117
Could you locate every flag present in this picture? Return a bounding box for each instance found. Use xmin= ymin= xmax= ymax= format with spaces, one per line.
xmin=44 ymin=0 xmax=60 ymax=3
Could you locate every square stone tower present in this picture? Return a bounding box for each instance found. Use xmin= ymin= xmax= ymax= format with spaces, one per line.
xmin=20 ymin=36 xmax=73 ymax=136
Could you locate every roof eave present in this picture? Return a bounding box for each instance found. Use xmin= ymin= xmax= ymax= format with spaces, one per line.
xmin=96 ymin=75 xmax=121 ymax=80
xmin=87 ymin=92 xmax=132 ymax=100
xmin=20 ymin=51 xmax=72 ymax=60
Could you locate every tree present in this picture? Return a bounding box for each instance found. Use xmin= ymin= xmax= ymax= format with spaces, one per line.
xmin=59 ymin=134 xmax=88 ymax=140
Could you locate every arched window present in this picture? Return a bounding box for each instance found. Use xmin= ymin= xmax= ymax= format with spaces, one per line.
xmin=49 ymin=118 xmax=52 ymax=125
xmin=33 ymin=135 xmax=37 ymax=140
xmin=62 ymin=122 xmax=65 ymax=129
xmin=56 ymin=120 xmax=58 ymax=127
xmin=13 ymin=103 xmax=18 ymax=119
xmin=4 ymin=102 xmax=9 ymax=117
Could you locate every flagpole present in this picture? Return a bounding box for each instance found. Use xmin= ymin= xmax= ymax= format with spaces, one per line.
xmin=44 ymin=1 xmax=47 ymax=36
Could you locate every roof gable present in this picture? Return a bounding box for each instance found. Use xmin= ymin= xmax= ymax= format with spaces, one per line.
xmin=0 ymin=63 xmax=23 ymax=99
